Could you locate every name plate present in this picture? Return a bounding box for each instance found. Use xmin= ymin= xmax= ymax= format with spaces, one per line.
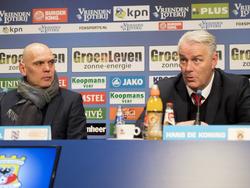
xmin=0 ymin=126 xmax=51 ymax=140
xmin=163 ymin=125 xmax=250 ymax=141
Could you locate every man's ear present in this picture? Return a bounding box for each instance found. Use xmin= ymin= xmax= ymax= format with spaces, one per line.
xmin=19 ymin=61 xmax=26 ymax=76
xmin=211 ymin=52 xmax=218 ymax=69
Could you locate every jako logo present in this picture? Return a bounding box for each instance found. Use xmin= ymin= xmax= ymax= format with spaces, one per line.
xmin=110 ymin=76 xmax=145 ymax=89
xmin=111 ymin=77 xmax=122 ymax=87
xmin=113 ymin=5 xmax=150 ymax=21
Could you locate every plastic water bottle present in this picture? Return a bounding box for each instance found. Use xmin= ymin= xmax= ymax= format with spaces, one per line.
xmin=114 ymin=105 xmax=125 ymax=137
xmin=145 ymin=84 xmax=163 ymax=140
xmin=163 ymin=102 xmax=175 ymax=126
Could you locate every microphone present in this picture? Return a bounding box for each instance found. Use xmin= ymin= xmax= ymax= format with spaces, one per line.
xmin=193 ymin=89 xmax=202 ymax=126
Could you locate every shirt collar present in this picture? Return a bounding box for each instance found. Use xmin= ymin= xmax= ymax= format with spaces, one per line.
xmin=186 ymin=72 xmax=215 ymax=100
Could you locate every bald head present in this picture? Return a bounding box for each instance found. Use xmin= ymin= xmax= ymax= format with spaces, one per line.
xmin=19 ymin=43 xmax=56 ymax=88
xmin=22 ymin=43 xmax=53 ymax=64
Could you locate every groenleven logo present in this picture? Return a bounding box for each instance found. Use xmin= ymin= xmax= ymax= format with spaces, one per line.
xmin=86 ymin=123 xmax=106 ymax=136
xmin=153 ymin=6 xmax=189 ymax=19
xmin=0 ymin=48 xmax=66 ymax=73
xmin=192 ymin=3 xmax=229 ymax=19
xmin=58 ymin=77 xmax=68 ymax=88
xmin=0 ymin=78 xmax=20 ymax=90
xmin=71 ymin=76 xmax=106 ymax=89
xmin=110 ymin=76 xmax=145 ymax=89
xmin=149 ymin=45 xmax=225 ymax=72
xmin=232 ymin=3 xmax=250 ymax=18
xmin=0 ymin=10 xmax=31 ymax=24
xmin=52 ymin=48 xmax=67 ymax=73
xmin=76 ymin=8 xmax=111 ymax=22
xmin=0 ymin=49 xmax=23 ymax=73
xmin=113 ymin=5 xmax=150 ymax=21
xmin=72 ymin=46 xmax=144 ymax=72
xmin=80 ymin=92 xmax=106 ymax=104
xmin=85 ymin=107 xmax=106 ymax=120
xmin=32 ymin=8 xmax=68 ymax=23
xmin=158 ymin=22 xmax=183 ymax=30
xmin=230 ymin=44 xmax=250 ymax=70
xmin=149 ymin=45 xmax=180 ymax=71
xmin=110 ymin=106 xmax=144 ymax=121
xmin=215 ymin=45 xmax=225 ymax=70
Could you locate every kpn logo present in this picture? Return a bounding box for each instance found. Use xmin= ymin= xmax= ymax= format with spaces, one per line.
xmin=192 ymin=3 xmax=229 ymax=19
xmin=113 ymin=5 xmax=150 ymax=21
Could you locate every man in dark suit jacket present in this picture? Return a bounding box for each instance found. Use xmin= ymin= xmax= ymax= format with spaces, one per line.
xmin=0 ymin=43 xmax=87 ymax=139
xmin=138 ymin=30 xmax=250 ymax=126
xmin=158 ymin=68 xmax=250 ymax=125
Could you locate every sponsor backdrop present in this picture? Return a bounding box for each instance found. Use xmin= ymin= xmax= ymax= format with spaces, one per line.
xmin=0 ymin=0 xmax=250 ymax=139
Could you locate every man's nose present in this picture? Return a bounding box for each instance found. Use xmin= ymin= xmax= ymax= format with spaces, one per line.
xmin=185 ymin=60 xmax=193 ymax=71
xmin=43 ymin=62 xmax=51 ymax=71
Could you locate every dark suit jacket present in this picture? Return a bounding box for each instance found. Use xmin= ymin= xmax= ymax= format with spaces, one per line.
xmin=0 ymin=88 xmax=87 ymax=139
xmin=137 ymin=69 xmax=250 ymax=126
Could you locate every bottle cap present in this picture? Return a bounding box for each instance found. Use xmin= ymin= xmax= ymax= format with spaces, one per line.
xmin=117 ymin=105 xmax=123 ymax=115
xmin=166 ymin=102 xmax=173 ymax=108
xmin=150 ymin=84 xmax=160 ymax=96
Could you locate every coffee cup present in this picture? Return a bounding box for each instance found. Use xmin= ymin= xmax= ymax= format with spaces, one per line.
xmin=116 ymin=124 xmax=141 ymax=140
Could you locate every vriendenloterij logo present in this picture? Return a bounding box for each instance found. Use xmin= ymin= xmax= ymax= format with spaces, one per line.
xmin=232 ymin=3 xmax=250 ymax=18
xmin=76 ymin=8 xmax=111 ymax=22
xmin=153 ymin=6 xmax=189 ymax=19
xmin=0 ymin=10 xmax=31 ymax=24
xmin=192 ymin=3 xmax=229 ymax=19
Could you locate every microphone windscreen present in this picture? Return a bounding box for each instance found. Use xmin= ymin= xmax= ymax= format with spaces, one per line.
xmin=196 ymin=89 xmax=202 ymax=96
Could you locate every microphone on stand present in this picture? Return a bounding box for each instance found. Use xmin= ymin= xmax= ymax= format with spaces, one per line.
xmin=193 ymin=89 xmax=202 ymax=126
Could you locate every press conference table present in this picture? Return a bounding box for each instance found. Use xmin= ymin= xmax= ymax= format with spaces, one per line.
xmin=1 ymin=140 xmax=250 ymax=188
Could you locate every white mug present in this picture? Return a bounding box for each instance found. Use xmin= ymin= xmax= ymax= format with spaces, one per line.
xmin=116 ymin=124 xmax=141 ymax=140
